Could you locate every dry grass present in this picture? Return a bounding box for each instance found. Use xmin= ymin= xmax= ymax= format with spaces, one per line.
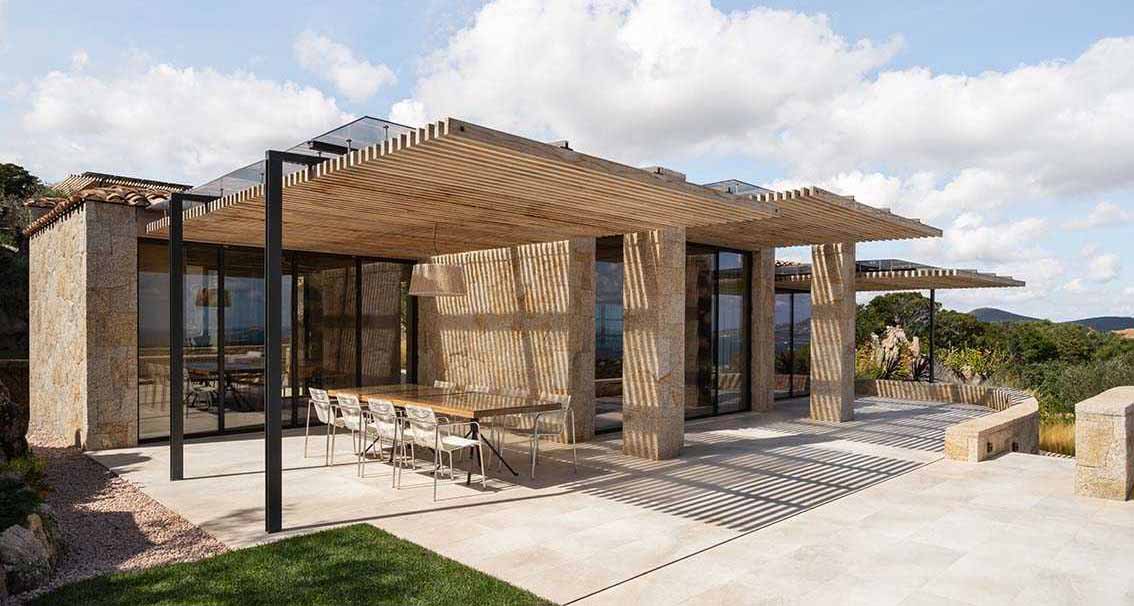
xmin=1040 ymin=418 xmax=1076 ymax=456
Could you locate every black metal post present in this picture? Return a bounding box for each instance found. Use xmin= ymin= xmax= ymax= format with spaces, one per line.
xmin=264 ymin=152 xmax=284 ymax=534
xmin=290 ymin=255 xmax=299 ymax=427
xmin=216 ymin=247 xmax=226 ymax=432
xmin=355 ymin=257 xmax=363 ymax=387
xmin=169 ymin=193 xmax=185 ymax=481
xmin=928 ymin=289 xmax=936 ymax=383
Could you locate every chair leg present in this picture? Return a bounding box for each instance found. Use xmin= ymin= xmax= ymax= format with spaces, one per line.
xmin=324 ymin=420 xmax=332 ymax=466
xmin=477 ymin=441 xmax=487 ymax=489
xmin=303 ymin=403 xmax=312 ymax=458
xmin=330 ymin=423 xmax=337 ymax=465
xmin=433 ymin=448 xmax=441 ymax=502
xmin=570 ymin=411 xmax=578 ymax=474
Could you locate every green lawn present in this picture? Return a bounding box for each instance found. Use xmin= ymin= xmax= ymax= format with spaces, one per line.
xmin=31 ymin=524 xmax=554 ymax=606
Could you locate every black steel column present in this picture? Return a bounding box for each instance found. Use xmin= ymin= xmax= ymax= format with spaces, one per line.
xmin=216 ymin=247 xmax=226 ymax=432
xmin=928 ymin=289 xmax=936 ymax=383
xmin=264 ymin=152 xmax=284 ymax=534
xmin=355 ymin=257 xmax=363 ymax=387
xmin=169 ymin=194 xmax=185 ymax=481
xmin=290 ymin=255 xmax=299 ymax=427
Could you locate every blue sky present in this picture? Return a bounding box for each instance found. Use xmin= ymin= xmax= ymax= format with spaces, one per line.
xmin=2 ymin=0 xmax=1132 ymax=320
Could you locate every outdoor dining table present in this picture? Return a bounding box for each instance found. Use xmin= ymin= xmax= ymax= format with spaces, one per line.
xmin=185 ymin=359 xmax=264 ymax=411
xmin=327 ymin=384 xmax=561 ymax=481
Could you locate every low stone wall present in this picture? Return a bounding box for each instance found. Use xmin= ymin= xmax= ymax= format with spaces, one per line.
xmin=856 ymin=380 xmax=1039 ymax=462
xmin=944 ymin=398 xmax=1040 ymax=462
xmin=1075 ymin=387 xmax=1134 ymax=501
xmin=856 ymin=379 xmax=1030 ymax=411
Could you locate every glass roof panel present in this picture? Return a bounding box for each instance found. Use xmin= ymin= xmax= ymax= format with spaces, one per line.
xmin=187 ymin=116 xmax=415 ymax=201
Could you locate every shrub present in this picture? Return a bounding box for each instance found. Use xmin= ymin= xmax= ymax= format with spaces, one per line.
xmin=856 ymin=326 xmax=926 ymax=380
xmin=942 ymin=347 xmax=1006 ymax=385
xmin=1017 ymin=357 xmax=1134 ymax=417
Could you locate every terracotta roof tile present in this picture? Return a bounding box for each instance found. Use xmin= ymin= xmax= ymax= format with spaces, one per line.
xmin=24 ymin=185 xmax=173 ymax=236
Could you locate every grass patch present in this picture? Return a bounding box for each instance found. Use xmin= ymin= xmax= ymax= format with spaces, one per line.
xmin=1040 ymin=418 xmax=1075 ymax=456
xmin=30 ymin=524 xmax=553 ymax=606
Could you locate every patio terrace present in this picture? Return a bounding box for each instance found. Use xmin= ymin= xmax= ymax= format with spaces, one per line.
xmin=86 ymin=396 xmax=1134 ymax=605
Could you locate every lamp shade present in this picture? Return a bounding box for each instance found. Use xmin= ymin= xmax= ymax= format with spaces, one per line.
xmin=408 ymin=263 xmax=467 ymax=297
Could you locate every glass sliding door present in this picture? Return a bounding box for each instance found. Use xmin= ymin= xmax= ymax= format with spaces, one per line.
xmin=136 ymin=240 xmax=414 ymax=442
xmin=594 ymin=236 xmax=624 ymax=433
xmin=716 ymin=252 xmax=747 ymax=414
xmin=183 ymin=246 xmax=221 ymax=435
xmin=685 ymin=244 xmax=751 ymax=419
xmin=137 ymin=241 xmax=171 ymax=440
xmin=685 ymin=245 xmax=716 ymax=419
xmin=772 ymin=290 xmax=812 ymax=399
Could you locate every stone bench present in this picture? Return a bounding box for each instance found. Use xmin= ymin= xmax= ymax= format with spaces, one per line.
xmin=944 ymin=397 xmax=1040 ymax=462
xmin=1075 ymin=387 xmax=1134 ymax=501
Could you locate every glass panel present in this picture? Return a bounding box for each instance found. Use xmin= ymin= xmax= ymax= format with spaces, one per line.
xmin=222 ymin=249 xmax=266 ymax=431
xmin=594 ymin=236 xmax=624 ymax=433
xmin=716 ymin=252 xmax=747 ymax=414
xmin=183 ymin=247 xmax=221 ymax=435
xmin=774 ymin=293 xmax=793 ymax=398
xmin=138 ymin=241 xmax=170 ymax=440
xmin=360 ymin=261 xmax=410 ymax=385
xmin=294 ymin=255 xmax=357 ymax=399
xmin=684 ymin=245 xmax=715 ymax=419
xmin=792 ymin=293 xmax=812 ymax=396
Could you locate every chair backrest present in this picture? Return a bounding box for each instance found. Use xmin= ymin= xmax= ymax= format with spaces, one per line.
xmin=540 ymin=392 xmax=572 ymax=411
xmin=496 ymin=386 xmax=529 ymax=398
xmin=403 ymin=404 xmax=439 ymax=448
xmin=467 ymin=384 xmax=492 ymax=394
xmin=308 ymin=388 xmax=333 ymax=424
xmin=337 ymin=393 xmax=364 ymax=431
xmin=365 ymin=398 xmax=399 ymax=439
xmin=433 ymin=380 xmax=454 ymax=389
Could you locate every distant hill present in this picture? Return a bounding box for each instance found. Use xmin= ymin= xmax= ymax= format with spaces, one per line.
xmin=968 ymin=308 xmax=1042 ymax=324
xmin=1074 ymin=316 xmax=1134 ymax=332
xmin=968 ymin=308 xmax=1134 ymax=332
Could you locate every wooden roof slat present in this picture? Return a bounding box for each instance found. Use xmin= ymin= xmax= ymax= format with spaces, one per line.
xmin=776 ymin=267 xmax=1025 ymax=292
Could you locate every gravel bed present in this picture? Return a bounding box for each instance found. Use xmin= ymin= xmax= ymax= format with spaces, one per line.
xmin=10 ymin=441 xmax=228 ymax=602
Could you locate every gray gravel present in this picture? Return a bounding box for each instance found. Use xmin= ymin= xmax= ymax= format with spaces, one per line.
xmin=10 ymin=441 xmax=228 ymax=602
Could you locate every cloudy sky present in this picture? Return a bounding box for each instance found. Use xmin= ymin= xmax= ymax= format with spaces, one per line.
xmin=1 ymin=0 xmax=1132 ymax=320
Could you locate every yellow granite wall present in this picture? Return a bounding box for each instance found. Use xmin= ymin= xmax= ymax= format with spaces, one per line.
xmin=622 ymin=228 xmax=686 ymax=459
xmin=29 ymin=202 xmax=139 ymax=449
xmin=809 ymin=242 xmax=856 ymax=422
xmin=418 ymin=239 xmax=596 ymax=441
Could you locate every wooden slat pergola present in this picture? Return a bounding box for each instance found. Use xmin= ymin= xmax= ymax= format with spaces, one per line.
xmin=776 ymin=267 xmax=1026 ymax=292
xmin=688 ymin=187 xmax=941 ymax=248
xmin=147 ymin=118 xmax=782 ymax=258
xmin=154 ymin=116 xmax=949 ymax=534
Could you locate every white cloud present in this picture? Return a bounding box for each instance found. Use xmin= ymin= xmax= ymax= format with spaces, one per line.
xmin=391 ymin=1 xmax=899 ymax=159
xmin=917 ymin=212 xmax=1050 ymax=264
xmin=18 ymin=60 xmax=353 ymax=182
xmin=1067 ymin=201 xmax=1134 ymax=230
xmin=1086 ymin=252 xmax=1121 ymax=283
xmin=70 ymin=49 xmax=88 ymax=70
xmin=1064 ymin=278 xmax=1087 ymax=294
xmin=294 ymin=31 xmax=396 ymax=103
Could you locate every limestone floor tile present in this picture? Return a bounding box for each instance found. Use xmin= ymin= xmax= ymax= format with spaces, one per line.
xmin=898 ymin=591 xmax=978 ymax=606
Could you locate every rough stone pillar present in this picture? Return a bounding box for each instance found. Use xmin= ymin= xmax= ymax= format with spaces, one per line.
xmin=622 ymin=228 xmax=685 ymax=460
xmin=1075 ymin=387 xmax=1134 ymax=501
xmin=809 ymin=242 xmax=856 ymax=422
xmin=29 ymin=202 xmax=139 ymax=449
xmin=750 ymin=248 xmax=775 ymax=412
xmin=566 ymin=238 xmax=596 ymax=442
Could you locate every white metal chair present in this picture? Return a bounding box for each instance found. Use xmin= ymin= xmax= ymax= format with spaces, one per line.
xmin=304 ymin=387 xmax=335 ymax=464
xmin=361 ymin=397 xmax=403 ymax=485
xmin=489 ymin=386 xmax=530 ymax=469
xmin=528 ymin=393 xmax=577 ymax=479
xmin=330 ymin=393 xmax=365 ymax=467
xmin=400 ymin=404 xmax=485 ymax=500
xmin=433 ymin=380 xmax=454 ymax=389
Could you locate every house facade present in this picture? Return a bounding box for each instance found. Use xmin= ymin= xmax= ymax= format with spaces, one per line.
xmin=25 ymin=117 xmax=1020 ymax=462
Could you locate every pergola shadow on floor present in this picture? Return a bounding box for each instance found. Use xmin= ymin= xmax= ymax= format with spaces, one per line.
xmin=91 ymin=397 xmax=992 ymax=602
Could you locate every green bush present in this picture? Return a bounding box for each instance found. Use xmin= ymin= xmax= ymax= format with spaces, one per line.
xmin=0 ymin=477 xmax=41 ymax=530
xmin=1009 ymin=357 xmax=1134 ymax=416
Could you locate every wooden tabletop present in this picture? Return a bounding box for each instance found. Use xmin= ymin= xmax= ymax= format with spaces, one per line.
xmin=328 ymin=384 xmax=561 ymax=419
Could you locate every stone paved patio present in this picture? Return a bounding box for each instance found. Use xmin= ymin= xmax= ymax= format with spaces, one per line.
xmin=90 ymin=397 xmax=1134 ymax=605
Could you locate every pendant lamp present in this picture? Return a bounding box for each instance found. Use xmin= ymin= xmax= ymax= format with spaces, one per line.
xmin=408 ymin=223 xmax=467 ymax=297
